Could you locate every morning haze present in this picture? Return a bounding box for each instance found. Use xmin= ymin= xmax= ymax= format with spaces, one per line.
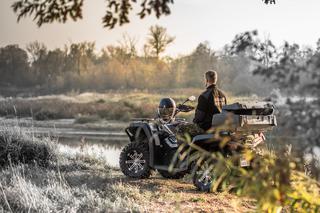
xmin=0 ymin=1 xmax=320 ymax=212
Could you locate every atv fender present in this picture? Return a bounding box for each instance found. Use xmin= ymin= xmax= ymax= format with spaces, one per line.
xmin=125 ymin=122 xmax=160 ymax=168
xmin=125 ymin=123 xmax=152 ymax=142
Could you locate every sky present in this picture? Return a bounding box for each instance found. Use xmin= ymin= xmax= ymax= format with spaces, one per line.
xmin=1 ymin=0 xmax=320 ymax=56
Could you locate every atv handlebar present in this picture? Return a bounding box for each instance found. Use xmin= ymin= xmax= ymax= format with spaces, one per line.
xmin=173 ymin=104 xmax=195 ymax=118
xmin=172 ymin=96 xmax=196 ymax=118
xmin=176 ymin=104 xmax=195 ymax=113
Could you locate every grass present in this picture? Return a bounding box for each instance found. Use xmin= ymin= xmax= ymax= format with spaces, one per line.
xmin=0 ymin=90 xmax=196 ymax=121
xmin=0 ymin=89 xmax=260 ymax=122
xmin=0 ymin=126 xmax=256 ymax=212
xmin=74 ymin=115 xmax=101 ymax=124
xmin=0 ymin=126 xmax=140 ymax=212
xmin=0 ymin=164 xmax=140 ymax=212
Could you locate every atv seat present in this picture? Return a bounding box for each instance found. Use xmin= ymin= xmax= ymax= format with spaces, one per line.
xmin=191 ymin=133 xmax=222 ymax=151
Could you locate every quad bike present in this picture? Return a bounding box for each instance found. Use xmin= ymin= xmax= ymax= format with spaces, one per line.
xmin=119 ymin=96 xmax=277 ymax=191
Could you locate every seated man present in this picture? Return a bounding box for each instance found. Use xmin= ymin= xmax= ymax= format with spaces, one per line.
xmin=176 ymin=70 xmax=227 ymax=139
xmin=193 ymin=70 xmax=227 ymax=131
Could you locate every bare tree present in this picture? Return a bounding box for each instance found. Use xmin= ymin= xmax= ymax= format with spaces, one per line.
xmin=145 ymin=25 xmax=175 ymax=58
xmin=26 ymin=41 xmax=47 ymax=63
xmin=118 ymin=33 xmax=138 ymax=59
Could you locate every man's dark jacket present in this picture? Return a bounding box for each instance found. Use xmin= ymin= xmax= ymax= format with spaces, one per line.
xmin=193 ymin=84 xmax=227 ymax=131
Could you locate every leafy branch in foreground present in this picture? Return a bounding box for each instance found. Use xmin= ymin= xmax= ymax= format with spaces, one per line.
xmin=173 ymin=134 xmax=320 ymax=212
xmin=11 ymin=0 xmax=174 ymax=29
xmin=263 ymin=0 xmax=276 ymax=4
xmin=11 ymin=0 xmax=277 ymax=28
xmin=228 ymin=30 xmax=320 ymax=178
xmin=12 ymin=0 xmax=84 ymax=26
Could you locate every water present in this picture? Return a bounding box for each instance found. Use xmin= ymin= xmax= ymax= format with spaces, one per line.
xmin=0 ymin=117 xmax=128 ymax=168
xmin=58 ymin=136 xmax=126 ymax=168
xmin=58 ymin=143 xmax=123 ymax=167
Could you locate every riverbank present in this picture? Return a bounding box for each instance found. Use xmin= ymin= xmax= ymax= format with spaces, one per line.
xmin=0 ymin=90 xmax=260 ymax=122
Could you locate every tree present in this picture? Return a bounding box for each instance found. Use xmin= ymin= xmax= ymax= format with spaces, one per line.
xmin=0 ymin=45 xmax=30 ymax=86
xmin=184 ymin=42 xmax=216 ymax=87
xmin=145 ymin=25 xmax=175 ymax=58
xmin=64 ymin=42 xmax=96 ymax=75
xmin=105 ymin=38 xmax=137 ymax=88
xmin=39 ymin=48 xmax=66 ymax=83
xmin=26 ymin=41 xmax=47 ymax=63
xmin=118 ymin=33 xmax=138 ymax=60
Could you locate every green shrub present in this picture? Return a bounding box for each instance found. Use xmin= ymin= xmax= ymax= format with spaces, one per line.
xmin=96 ymin=99 xmax=106 ymax=104
xmin=33 ymin=109 xmax=58 ymax=120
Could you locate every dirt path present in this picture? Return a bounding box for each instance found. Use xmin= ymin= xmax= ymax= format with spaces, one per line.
xmin=64 ymin=166 xmax=256 ymax=212
xmin=117 ymin=175 xmax=256 ymax=212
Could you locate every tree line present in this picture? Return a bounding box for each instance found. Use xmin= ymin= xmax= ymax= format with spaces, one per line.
xmin=0 ymin=26 xmax=272 ymax=96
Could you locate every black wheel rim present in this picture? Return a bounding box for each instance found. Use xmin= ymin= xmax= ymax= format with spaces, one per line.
xmin=125 ymin=150 xmax=146 ymax=174
xmin=196 ymin=162 xmax=214 ymax=187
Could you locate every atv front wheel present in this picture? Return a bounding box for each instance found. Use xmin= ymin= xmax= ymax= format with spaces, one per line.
xmin=120 ymin=142 xmax=151 ymax=178
xmin=158 ymin=170 xmax=186 ymax=179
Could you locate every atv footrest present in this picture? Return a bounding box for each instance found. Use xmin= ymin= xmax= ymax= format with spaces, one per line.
xmin=154 ymin=165 xmax=187 ymax=173
xmin=192 ymin=134 xmax=214 ymax=143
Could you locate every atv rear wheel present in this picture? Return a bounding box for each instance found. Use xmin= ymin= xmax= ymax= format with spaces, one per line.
xmin=120 ymin=142 xmax=151 ymax=178
xmin=192 ymin=161 xmax=216 ymax=192
xmin=158 ymin=170 xmax=186 ymax=179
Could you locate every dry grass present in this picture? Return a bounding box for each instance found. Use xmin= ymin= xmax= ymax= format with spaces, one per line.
xmin=113 ymin=176 xmax=256 ymax=212
xmin=0 ymin=164 xmax=141 ymax=212
xmin=0 ymin=126 xmax=139 ymax=212
xmin=0 ymin=90 xmax=258 ymax=122
xmin=0 ymin=125 xmax=256 ymax=212
xmin=74 ymin=115 xmax=101 ymax=124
